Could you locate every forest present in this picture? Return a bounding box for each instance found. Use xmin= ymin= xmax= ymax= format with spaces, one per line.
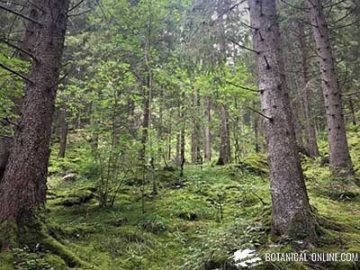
xmin=0 ymin=0 xmax=359 ymax=269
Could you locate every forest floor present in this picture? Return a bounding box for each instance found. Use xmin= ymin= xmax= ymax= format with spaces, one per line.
xmin=2 ymin=127 xmax=360 ymax=270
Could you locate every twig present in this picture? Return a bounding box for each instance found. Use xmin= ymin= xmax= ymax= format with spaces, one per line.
xmin=247 ymin=106 xmax=273 ymax=122
xmin=67 ymin=0 xmax=86 ymax=13
xmin=224 ymin=80 xmax=259 ymax=93
xmin=227 ymin=38 xmax=259 ymax=54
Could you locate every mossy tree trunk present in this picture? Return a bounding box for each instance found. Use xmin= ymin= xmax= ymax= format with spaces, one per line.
xmin=248 ymin=0 xmax=317 ymax=243
xmin=307 ymin=0 xmax=353 ymax=177
xmin=0 ymin=0 xmax=70 ymax=248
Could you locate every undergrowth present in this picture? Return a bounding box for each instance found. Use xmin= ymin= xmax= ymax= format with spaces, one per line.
xmin=1 ymin=130 xmax=359 ymax=269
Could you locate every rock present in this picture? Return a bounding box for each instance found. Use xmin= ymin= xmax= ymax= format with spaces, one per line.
xmin=178 ymin=212 xmax=198 ymax=221
xmin=62 ymin=173 xmax=77 ymax=182
xmin=107 ymin=217 xmax=128 ymax=227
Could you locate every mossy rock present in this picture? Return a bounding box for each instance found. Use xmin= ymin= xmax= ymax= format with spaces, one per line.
xmin=55 ymin=189 xmax=95 ymax=207
xmin=178 ymin=212 xmax=198 ymax=221
xmin=328 ymin=190 xmax=359 ymax=201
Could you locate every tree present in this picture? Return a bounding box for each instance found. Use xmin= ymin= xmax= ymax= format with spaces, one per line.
xmin=0 ymin=0 xmax=70 ymax=248
xmin=307 ymin=0 xmax=353 ymax=176
xmin=248 ymin=0 xmax=317 ymax=242
xmin=297 ymin=22 xmax=319 ymax=158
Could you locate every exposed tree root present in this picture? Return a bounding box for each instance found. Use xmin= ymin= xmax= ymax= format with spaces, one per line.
xmin=0 ymin=216 xmax=93 ymax=269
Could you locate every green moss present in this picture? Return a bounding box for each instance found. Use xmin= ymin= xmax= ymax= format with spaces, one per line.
xmin=0 ymin=252 xmax=14 ymax=270
xmin=0 ymin=221 xmax=17 ymax=251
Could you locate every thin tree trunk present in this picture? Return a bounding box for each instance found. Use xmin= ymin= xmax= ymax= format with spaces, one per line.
xmin=253 ymin=111 xmax=260 ymax=153
xmin=204 ymin=96 xmax=212 ymax=162
xmin=348 ymin=96 xmax=356 ymax=125
xmin=190 ymin=90 xmax=201 ymax=164
xmin=0 ymin=136 xmax=12 ymax=181
xmin=0 ymin=0 xmax=70 ymax=245
xmin=307 ymin=0 xmax=353 ymax=176
xmin=140 ymin=73 xmax=151 ymax=163
xmin=249 ymin=0 xmax=317 ymax=242
xmin=57 ymin=106 xmax=68 ymax=159
xmin=217 ymin=104 xmax=230 ymax=165
xmin=298 ymin=23 xmax=319 ymax=158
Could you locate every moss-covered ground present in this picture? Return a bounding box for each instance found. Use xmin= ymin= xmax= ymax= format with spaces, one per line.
xmin=1 ymin=128 xmax=360 ymax=269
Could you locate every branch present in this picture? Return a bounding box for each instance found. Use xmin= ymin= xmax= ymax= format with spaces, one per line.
xmin=323 ymin=0 xmax=347 ymax=9
xmin=227 ymin=38 xmax=259 ymax=54
xmin=224 ymin=80 xmax=259 ymax=93
xmin=69 ymin=9 xmax=92 ymax=17
xmin=247 ymin=106 xmax=273 ymax=122
xmin=0 ymin=38 xmax=37 ymax=62
xmin=210 ymin=0 xmax=246 ymax=25
xmin=0 ymin=62 xmax=33 ymax=84
xmin=67 ymin=0 xmax=86 ymax=13
xmin=0 ymin=4 xmax=42 ymax=25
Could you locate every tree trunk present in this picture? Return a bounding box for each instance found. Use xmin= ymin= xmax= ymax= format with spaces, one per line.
xmin=0 ymin=136 xmax=12 ymax=181
xmin=140 ymin=72 xmax=151 ymax=163
xmin=249 ymin=0 xmax=317 ymax=242
xmin=298 ymin=23 xmax=319 ymax=158
xmin=58 ymin=107 xmax=68 ymax=159
xmin=0 ymin=0 xmax=70 ymax=246
xmin=307 ymin=0 xmax=353 ymax=176
xmin=190 ymin=90 xmax=201 ymax=164
xmin=204 ymin=96 xmax=212 ymax=162
xmin=217 ymin=104 xmax=230 ymax=165
xmin=252 ymin=110 xmax=260 ymax=153
xmin=348 ymin=96 xmax=356 ymax=125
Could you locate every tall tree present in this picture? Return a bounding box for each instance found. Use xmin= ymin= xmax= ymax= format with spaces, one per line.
xmin=0 ymin=0 xmax=70 ymax=247
xmin=307 ymin=0 xmax=353 ymax=176
xmin=248 ymin=0 xmax=317 ymax=242
xmin=297 ymin=22 xmax=319 ymax=158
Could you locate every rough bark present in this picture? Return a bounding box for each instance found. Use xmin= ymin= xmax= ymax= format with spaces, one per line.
xmin=307 ymin=0 xmax=353 ymax=176
xmin=0 ymin=0 xmax=70 ymax=246
xmin=217 ymin=104 xmax=230 ymax=165
xmin=204 ymin=96 xmax=212 ymax=162
xmin=248 ymin=0 xmax=317 ymax=242
xmin=298 ymin=23 xmax=319 ymax=158
xmin=0 ymin=136 xmax=12 ymax=181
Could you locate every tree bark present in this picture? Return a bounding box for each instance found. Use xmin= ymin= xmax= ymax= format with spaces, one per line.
xmin=348 ymin=96 xmax=356 ymax=125
xmin=204 ymin=96 xmax=212 ymax=162
xmin=298 ymin=23 xmax=319 ymax=158
xmin=248 ymin=0 xmax=317 ymax=242
xmin=0 ymin=136 xmax=12 ymax=181
xmin=217 ymin=104 xmax=230 ymax=165
xmin=307 ymin=0 xmax=353 ymax=176
xmin=190 ymin=90 xmax=201 ymax=164
xmin=0 ymin=0 xmax=70 ymax=244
